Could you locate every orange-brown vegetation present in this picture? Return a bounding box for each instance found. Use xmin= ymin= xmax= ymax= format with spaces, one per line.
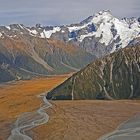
xmin=0 ymin=36 xmax=79 ymax=54
xmin=31 ymin=100 xmax=140 ymax=140
xmin=47 ymin=39 xmax=79 ymax=53
xmin=0 ymin=74 xmax=140 ymax=140
xmin=0 ymin=36 xmax=27 ymax=51
xmin=0 ymin=75 xmax=69 ymax=140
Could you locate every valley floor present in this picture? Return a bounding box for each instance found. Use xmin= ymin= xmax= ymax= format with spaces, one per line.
xmin=30 ymin=100 xmax=140 ymax=140
xmin=0 ymin=76 xmax=140 ymax=140
xmin=0 ymin=75 xmax=69 ymax=140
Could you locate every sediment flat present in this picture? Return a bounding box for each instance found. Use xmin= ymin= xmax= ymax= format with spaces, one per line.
xmin=30 ymin=100 xmax=140 ymax=140
xmin=0 ymin=75 xmax=69 ymax=140
xmin=99 ymin=113 xmax=140 ymax=140
xmin=0 ymin=76 xmax=140 ymax=140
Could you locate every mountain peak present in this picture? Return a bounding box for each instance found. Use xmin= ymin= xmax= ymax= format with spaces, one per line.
xmin=80 ymin=10 xmax=113 ymax=25
xmin=95 ymin=10 xmax=112 ymax=16
xmin=92 ymin=10 xmax=113 ymax=24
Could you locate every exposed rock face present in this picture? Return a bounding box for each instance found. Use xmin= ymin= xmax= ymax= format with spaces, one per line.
xmin=46 ymin=44 xmax=140 ymax=100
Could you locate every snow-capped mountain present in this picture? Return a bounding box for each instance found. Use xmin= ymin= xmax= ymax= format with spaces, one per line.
xmin=52 ymin=10 xmax=140 ymax=57
xmin=0 ymin=10 xmax=139 ymax=58
xmin=0 ymin=10 xmax=139 ymax=56
xmin=0 ymin=10 xmax=140 ymax=83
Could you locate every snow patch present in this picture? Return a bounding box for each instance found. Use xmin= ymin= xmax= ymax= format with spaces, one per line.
xmin=40 ymin=27 xmax=61 ymax=38
xmin=113 ymin=18 xmax=140 ymax=48
xmin=79 ymin=32 xmax=95 ymax=42
xmin=0 ymin=32 xmax=2 ymax=37
xmin=68 ymin=25 xmax=86 ymax=32
xmin=30 ymin=29 xmax=38 ymax=35
xmin=6 ymin=26 xmax=11 ymax=30
xmin=61 ymin=30 xmax=65 ymax=33
xmin=95 ymin=22 xmax=113 ymax=45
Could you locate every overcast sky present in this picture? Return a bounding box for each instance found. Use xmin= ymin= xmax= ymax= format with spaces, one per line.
xmin=0 ymin=0 xmax=139 ymax=26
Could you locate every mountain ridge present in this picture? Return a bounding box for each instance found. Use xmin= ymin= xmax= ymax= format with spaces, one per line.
xmin=0 ymin=10 xmax=139 ymax=58
xmin=0 ymin=35 xmax=95 ymax=83
xmin=46 ymin=42 xmax=140 ymax=100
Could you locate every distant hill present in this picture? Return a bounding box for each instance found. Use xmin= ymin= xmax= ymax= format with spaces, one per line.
xmin=47 ymin=43 xmax=140 ymax=100
xmin=0 ymin=36 xmax=95 ymax=83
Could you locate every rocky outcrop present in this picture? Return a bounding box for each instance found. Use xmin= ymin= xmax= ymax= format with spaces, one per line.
xmin=47 ymin=44 xmax=140 ymax=100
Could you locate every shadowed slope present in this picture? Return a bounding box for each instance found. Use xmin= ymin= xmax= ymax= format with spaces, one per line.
xmin=47 ymin=44 xmax=140 ymax=100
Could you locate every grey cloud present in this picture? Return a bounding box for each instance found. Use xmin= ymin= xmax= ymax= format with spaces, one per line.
xmin=0 ymin=0 xmax=139 ymax=26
